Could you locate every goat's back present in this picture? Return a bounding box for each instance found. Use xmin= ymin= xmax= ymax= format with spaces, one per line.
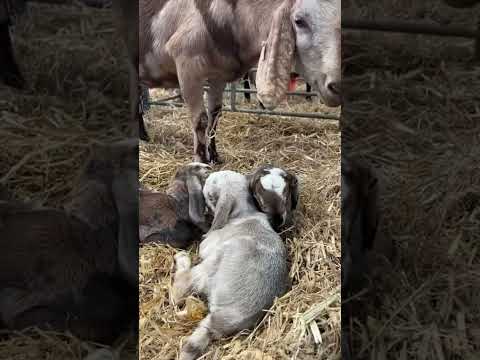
xmin=139 ymin=191 xmax=177 ymax=227
xmin=139 ymin=191 xmax=201 ymax=248
xmin=0 ymin=209 xmax=117 ymax=290
xmin=206 ymin=216 xmax=288 ymax=319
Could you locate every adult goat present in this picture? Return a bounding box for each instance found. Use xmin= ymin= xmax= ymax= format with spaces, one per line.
xmin=139 ymin=0 xmax=341 ymax=163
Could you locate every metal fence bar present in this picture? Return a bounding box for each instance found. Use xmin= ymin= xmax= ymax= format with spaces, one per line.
xmin=149 ymin=100 xmax=340 ymax=120
xmin=155 ymin=87 xmax=316 ymax=103
xmin=230 ymin=82 xmax=237 ymax=112
xmin=222 ymin=107 xmax=340 ymax=120
xmin=223 ymin=88 xmax=316 ymax=97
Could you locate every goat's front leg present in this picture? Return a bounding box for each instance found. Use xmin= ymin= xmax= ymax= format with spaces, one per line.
xmin=206 ymin=80 xmax=227 ymax=164
xmin=306 ymin=83 xmax=312 ymax=102
xmin=171 ymin=251 xmax=216 ymax=306
xmin=171 ymin=252 xmax=194 ymax=306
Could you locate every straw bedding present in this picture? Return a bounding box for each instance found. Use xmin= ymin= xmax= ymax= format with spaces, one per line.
xmin=0 ymin=2 xmax=136 ymax=359
xmin=139 ymin=88 xmax=341 ymax=359
xmin=343 ymin=1 xmax=480 ymax=358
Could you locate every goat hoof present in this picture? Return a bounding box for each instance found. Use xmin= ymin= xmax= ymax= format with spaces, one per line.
xmin=179 ymin=348 xmax=197 ymax=360
xmin=139 ymin=130 xmax=150 ymax=142
xmin=207 ymin=150 xmax=221 ymax=165
xmin=193 ymin=154 xmax=208 ymax=164
xmin=209 ymin=156 xmax=222 ymax=165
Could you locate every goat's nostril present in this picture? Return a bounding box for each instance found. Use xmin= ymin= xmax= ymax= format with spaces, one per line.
xmin=272 ymin=215 xmax=284 ymax=229
xmin=327 ymin=81 xmax=341 ymax=96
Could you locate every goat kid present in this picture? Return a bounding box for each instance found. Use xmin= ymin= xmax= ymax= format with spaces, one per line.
xmin=171 ymin=170 xmax=289 ymax=360
xmin=0 ymin=139 xmax=138 ymax=344
xmin=140 ymin=0 xmax=340 ymax=163
xmin=140 ymin=163 xmax=298 ymax=251
xmin=139 ymin=162 xmax=211 ymax=249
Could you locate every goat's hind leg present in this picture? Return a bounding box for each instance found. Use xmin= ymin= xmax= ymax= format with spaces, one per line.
xmin=179 ymin=309 xmax=249 ymax=360
xmin=176 ymin=61 xmax=210 ymax=163
xmin=179 ymin=314 xmax=219 ymax=360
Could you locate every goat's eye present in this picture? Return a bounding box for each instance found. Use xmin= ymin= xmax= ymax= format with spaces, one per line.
xmin=294 ymin=18 xmax=307 ymax=28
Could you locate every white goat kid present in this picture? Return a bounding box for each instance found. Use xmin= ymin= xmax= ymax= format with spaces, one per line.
xmin=172 ymin=170 xmax=289 ymax=360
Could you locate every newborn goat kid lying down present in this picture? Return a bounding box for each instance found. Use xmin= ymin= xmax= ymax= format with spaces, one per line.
xmin=171 ymin=170 xmax=290 ymax=360
xmin=139 ymin=163 xmax=211 ymax=248
xmin=139 ymin=164 xmax=299 ymax=249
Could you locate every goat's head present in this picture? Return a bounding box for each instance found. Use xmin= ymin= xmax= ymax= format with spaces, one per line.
xmin=173 ymin=162 xmax=212 ymax=229
xmin=292 ymin=0 xmax=341 ymax=106
xmin=256 ymin=0 xmax=341 ymax=108
xmin=247 ymin=165 xmax=299 ymax=231
xmin=203 ymin=170 xmax=251 ymax=232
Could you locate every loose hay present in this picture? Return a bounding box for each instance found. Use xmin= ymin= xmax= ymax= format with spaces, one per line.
xmin=343 ymin=1 xmax=480 ymax=358
xmin=0 ymin=2 xmax=135 ymax=358
xmin=140 ymin=91 xmax=341 ymax=359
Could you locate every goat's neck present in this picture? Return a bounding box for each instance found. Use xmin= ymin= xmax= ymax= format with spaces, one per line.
xmin=233 ymin=198 xmax=261 ymax=219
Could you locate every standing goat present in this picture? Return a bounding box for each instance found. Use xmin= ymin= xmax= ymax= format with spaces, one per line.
xmin=139 ymin=0 xmax=341 ymax=163
xmin=171 ymin=170 xmax=289 ymax=360
xmin=0 ymin=139 xmax=138 ymax=344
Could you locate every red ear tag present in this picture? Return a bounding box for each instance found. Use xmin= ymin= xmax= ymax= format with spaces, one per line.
xmin=288 ymin=77 xmax=297 ymax=92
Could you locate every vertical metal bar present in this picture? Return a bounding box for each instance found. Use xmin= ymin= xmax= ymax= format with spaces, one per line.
xmin=230 ymin=82 xmax=237 ymax=112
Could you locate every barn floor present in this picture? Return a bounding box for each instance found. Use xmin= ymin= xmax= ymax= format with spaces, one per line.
xmin=139 ymin=89 xmax=341 ymax=359
xmin=343 ymin=1 xmax=480 ymax=358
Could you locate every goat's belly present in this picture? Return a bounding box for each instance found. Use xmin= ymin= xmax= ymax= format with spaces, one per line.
xmin=139 ymin=222 xmax=198 ymax=249
xmin=140 ymin=73 xmax=179 ymax=89
xmin=139 ymin=56 xmax=179 ymax=89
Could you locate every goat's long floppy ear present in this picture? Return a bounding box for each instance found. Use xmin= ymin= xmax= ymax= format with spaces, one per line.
xmin=209 ymin=193 xmax=236 ymax=232
xmin=289 ymin=173 xmax=300 ymax=210
xmin=186 ymin=174 xmax=207 ymax=227
xmin=246 ymin=169 xmax=265 ymax=208
xmin=255 ymin=0 xmax=295 ymax=110
xmin=247 ymin=171 xmax=258 ymax=195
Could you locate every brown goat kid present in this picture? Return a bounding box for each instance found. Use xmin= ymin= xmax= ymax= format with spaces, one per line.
xmin=139 ymin=0 xmax=341 ymax=163
xmin=0 ymin=139 xmax=138 ymax=344
xmin=139 ymin=162 xmax=211 ymax=249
